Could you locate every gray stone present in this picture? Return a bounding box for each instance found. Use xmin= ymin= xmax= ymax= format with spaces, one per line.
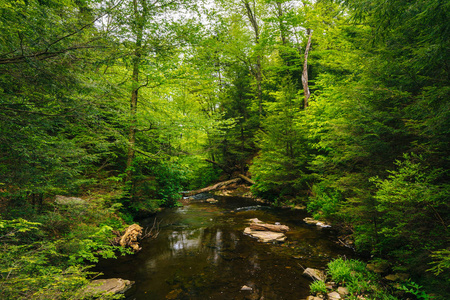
xmin=337 ymin=286 xmax=349 ymax=295
xmin=303 ymin=217 xmax=331 ymax=227
xmin=328 ymin=291 xmax=341 ymax=300
xmin=367 ymin=261 xmax=390 ymax=273
xmin=241 ymin=285 xmax=253 ymax=291
xmin=244 ymin=227 xmax=287 ymax=243
xmin=304 ymin=217 xmax=318 ymax=225
xmin=248 ymin=218 xmax=263 ymax=224
xmin=306 ymin=296 xmax=322 ymax=300
xmin=86 ymin=278 xmax=134 ymax=295
xmin=384 ymin=273 xmax=409 ymax=281
xmin=303 ymin=268 xmax=326 ymax=281
xmin=293 ymin=205 xmax=306 ymax=210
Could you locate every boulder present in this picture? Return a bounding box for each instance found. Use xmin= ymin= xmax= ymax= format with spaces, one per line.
xmin=384 ymin=273 xmax=409 ymax=282
xmin=248 ymin=218 xmax=263 ymax=224
xmin=244 ymin=218 xmax=289 ymax=242
xmin=303 ymin=217 xmax=331 ymax=228
xmin=241 ymin=285 xmax=253 ymax=291
xmin=206 ymin=198 xmax=219 ymax=203
xmin=328 ymin=291 xmax=341 ymax=300
xmin=86 ymin=278 xmax=134 ymax=295
xmin=367 ymin=261 xmax=390 ymax=274
xmin=303 ymin=268 xmax=326 ymax=281
xmin=293 ymin=205 xmax=306 ymax=210
xmin=306 ymin=296 xmax=322 ymax=300
xmin=244 ymin=227 xmax=287 ymax=243
xmin=337 ymin=286 xmax=349 ymax=296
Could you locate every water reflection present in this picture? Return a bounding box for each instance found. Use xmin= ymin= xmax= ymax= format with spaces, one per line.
xmin=170 ymin=229 xmax=204 ymax=252
xmin=95 ymin=197 xmax=354 ymax=300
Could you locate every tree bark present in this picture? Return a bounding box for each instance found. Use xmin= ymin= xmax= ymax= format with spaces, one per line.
xmin=126 ymin=0 xmax=144 ymax=183
xmin=302 ymin=29 xmax=312 ymax=108
xmin=276 ymin=2 xmax=287 ymax=45
xmin=242 ymin=0 xmax=263 ymax=115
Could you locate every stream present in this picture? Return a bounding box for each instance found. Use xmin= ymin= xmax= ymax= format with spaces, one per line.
xmin=95 ymin=196 xmax=354 ymax=299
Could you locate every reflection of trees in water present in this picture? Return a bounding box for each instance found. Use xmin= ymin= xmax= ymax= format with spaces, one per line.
xmin=99 ymin=201 xmax=354 ymax=299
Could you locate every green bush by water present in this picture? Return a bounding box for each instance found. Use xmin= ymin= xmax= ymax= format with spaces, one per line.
xmin=309 ymin=280 xmax=327 ymax=295
xmin=326 ymin=258 xmax=398 ymax=300
xmin=0 ymin=194 xmax=130 ymax=299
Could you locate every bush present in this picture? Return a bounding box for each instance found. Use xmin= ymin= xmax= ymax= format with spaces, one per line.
xmin=307 ymin=183 xmax=343 ymax=220
xmin=0 ymin=194 xmax=130 ymax=299
xmin=327 ymin=258 xmax=398 ymax=300
xmin=309 ymin=280 xmax=327 ymax=295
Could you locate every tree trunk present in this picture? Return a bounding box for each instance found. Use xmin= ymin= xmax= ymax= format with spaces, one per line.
xmin=302 ymin=29 xmax=312 ymax=108
xmin=204 ymin=159 xmax=233 ymax=175
xmin=126 ymin=0 xmax=144 ymax=183
xmin=242 ymin=0 xmax=263 ymax=116
xmin=276 ymin=2 xmax=287 ymax=45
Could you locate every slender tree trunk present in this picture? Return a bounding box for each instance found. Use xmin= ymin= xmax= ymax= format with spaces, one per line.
xmin=276 ymin=2 xmax=287 ymax=45
xmin=240 ymin=122 xmax=245 ymax=173
xmin=302 ymin=29 xmax=312 ymax=108
xmin=126 ymin=0 xmax=144 ymax=183
xmin=242 ymin=0 xmax=263 ymax=115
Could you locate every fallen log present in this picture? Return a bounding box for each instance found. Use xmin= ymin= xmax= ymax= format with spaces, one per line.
xmin=182 ymin=178 xmax=241 ymax=196
xmin=250 ymin=223 xmax=290 ymax=233
xmin=238 ymin=174 xmax=255 ymax=185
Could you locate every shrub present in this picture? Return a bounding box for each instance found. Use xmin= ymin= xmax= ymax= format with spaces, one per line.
xmin=307 ymin=183 xmax=343 ymax=220
xmin=0 ymin=194 xmax=130 ymax=299
xmin=327 ymin=258 xmax=398 ymax=300
xmin=309 ymin=280 xmax=327 ymax=295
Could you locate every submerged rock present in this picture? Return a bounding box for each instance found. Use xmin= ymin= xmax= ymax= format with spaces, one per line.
xmin=303 ymin=217 xmax=331 ymax=228
xmin=206 ymin=198 xmax=219 ymax=203
xmin=86 ymin=278 xmax=134 ymax=295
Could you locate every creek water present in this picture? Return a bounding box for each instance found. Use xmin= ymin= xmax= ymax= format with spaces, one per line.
xmin=95 ymin=196 xmax=354 ymax=299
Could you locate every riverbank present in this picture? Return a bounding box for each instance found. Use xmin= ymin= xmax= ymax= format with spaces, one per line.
xmin=0 ymin=190 xmax=133 ymax=299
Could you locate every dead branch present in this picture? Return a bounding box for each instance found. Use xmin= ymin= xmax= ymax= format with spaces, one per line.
xmin=141 ymin=218 xmax=162 ymax=240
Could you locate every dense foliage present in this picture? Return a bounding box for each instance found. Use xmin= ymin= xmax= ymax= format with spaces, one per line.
xmin=0 ymin=0 xmax=448 ymax=298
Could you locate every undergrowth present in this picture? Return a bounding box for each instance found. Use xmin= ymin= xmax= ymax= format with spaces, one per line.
xmin=0 ymin=192 xmax=131 ymax=299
